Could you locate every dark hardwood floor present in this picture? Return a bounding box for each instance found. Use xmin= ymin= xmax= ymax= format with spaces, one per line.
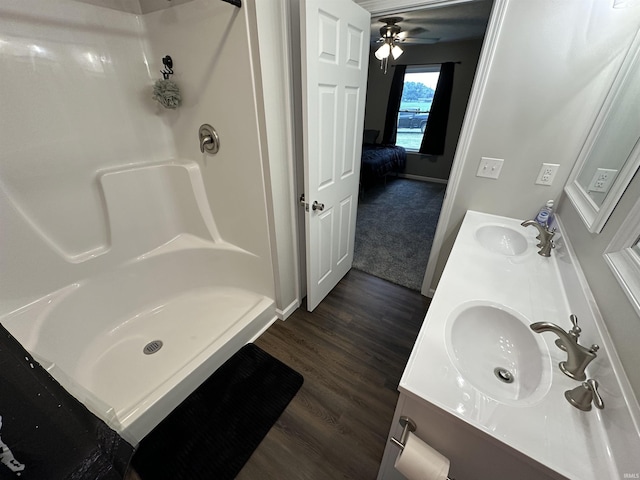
xmin=236 ymin=269 xmax=429 ymax=480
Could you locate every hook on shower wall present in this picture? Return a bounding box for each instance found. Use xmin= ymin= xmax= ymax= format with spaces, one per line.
xmin=160 ymin=55 xmax=174 ymax=80
xmin=153 ymin=55 xmax=181 ymax=109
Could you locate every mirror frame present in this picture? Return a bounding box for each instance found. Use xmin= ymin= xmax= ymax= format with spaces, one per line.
xmin=565 ymin=29 xmax=640 ymax=233
xmin=604 ymin=194 xmax=640 ymax=317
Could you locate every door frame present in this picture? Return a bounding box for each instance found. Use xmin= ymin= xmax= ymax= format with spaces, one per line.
xmin=252 ymin=0 xmax=509 ymax=317
xmin=357 ymin=0 xmax=509 ymax=297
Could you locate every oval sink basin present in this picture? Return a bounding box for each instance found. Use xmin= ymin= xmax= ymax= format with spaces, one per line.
xmin=446 ymin=304 xmax=551 ymax=405
xmin=475 ymin=225 xmax=528 ymax=256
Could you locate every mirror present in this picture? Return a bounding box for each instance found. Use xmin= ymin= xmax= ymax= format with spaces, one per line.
xmin=565 ymin=29 xmax=640 ymax=233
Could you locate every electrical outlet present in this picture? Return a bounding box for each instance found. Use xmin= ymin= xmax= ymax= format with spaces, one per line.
xmin=536 ymin=163 xmax=559 ymax=185
xmin=476 ymin=157 xmax=504 ymax=179
xmin=535 ymin=163 xmax=560 ymax=186
xmin=588 ymin=168 xmax=618 ymax=193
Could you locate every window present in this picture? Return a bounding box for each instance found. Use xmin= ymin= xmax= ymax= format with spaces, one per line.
xmin=396 ymin=66 xmax=441 ymax=151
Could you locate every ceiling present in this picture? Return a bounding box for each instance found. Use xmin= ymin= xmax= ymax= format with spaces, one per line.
xmin=368 ymin=0 xmax=494 ymax=45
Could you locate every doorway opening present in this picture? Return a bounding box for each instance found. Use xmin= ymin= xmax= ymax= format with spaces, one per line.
xmin=354 ymin=0 xmax=493 ymax=293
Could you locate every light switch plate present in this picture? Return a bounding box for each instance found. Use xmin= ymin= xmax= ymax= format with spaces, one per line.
xmin=476 ymin=157 xmax=504 ymax=179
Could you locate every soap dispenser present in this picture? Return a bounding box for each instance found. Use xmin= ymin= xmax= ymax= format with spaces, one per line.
xmin=535 ymin=200 xmax=554 ymax=228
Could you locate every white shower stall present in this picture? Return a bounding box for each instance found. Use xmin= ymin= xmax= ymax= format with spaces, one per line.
xmin=0 ymin=0 xmax=278 ymax=444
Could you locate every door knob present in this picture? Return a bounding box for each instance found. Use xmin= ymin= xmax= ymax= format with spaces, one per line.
xmin=312 ymin=201 xmax=324 ymax=211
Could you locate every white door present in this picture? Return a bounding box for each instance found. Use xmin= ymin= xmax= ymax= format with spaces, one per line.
xmin=300 ymin=0 xmax=370 ymax=311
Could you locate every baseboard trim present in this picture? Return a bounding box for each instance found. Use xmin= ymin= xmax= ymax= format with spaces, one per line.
xmin=276 ymin=299 xmax=300 ymax=320
xmin=396 ymin=173 xmax=448 ymax=185
xmin=420 ymin=284 xmax=436 ymax=298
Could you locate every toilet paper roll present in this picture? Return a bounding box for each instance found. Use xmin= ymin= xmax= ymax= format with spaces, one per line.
xmin=394 ymin=432 xmax=450 ymax=480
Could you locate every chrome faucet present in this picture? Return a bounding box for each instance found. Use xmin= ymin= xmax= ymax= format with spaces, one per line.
xmin=530 ymin=320 xmax=599 ymax=381
xmin=521 ymin=219 xmax=555 ymax=256
xmin=555 ymin=314 xmax=581 ymax=351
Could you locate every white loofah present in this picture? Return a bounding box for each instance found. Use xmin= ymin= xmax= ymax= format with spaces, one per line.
xmin=152 ymin=79 xmax=182 ymax=109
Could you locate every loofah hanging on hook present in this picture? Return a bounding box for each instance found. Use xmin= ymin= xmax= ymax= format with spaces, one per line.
xmin=153 ymin=55 xmax=181 ymax=109
xmin=153 ymin=78 xmax=182 ymax=109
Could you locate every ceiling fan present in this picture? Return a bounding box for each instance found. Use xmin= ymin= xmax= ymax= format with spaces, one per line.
xmin=374 ymin=17 xmax=440 ymax=73
xmin=374 ymin=17 xmax=404 ymax=73
xmin=374 ymin=17 xmax=404 ymax=62
xmin=376 ymin=17 xmax=441 ymax=45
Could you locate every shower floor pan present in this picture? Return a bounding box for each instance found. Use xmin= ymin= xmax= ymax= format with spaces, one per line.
xmin=75 ymin=286 xmax=275 ymax=441
xmin=1 ymin=246 xmax=276 ymax=445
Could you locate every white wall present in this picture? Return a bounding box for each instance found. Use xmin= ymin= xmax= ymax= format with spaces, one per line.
xmin=430 ymin=0 xmax=640 ymax=290
xmin=251 ymin=0 xmax=301 ymax=318
xmin=247 ymin=0 xmax=308 ymax=316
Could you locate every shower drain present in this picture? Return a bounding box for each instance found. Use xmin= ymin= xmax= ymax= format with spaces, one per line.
xmin=494 ymin=367 xmax=514 ymax=384
xmin=143 ymin=340 xmax=163 ymax=355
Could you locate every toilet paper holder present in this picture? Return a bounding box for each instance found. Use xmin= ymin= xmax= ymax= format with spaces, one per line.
xmin=390 ymin=416 xmax=453 ymax=480
xmin=390 ymin=416 xmax=417 ymax=451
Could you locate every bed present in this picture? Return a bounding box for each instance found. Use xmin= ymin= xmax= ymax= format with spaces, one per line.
xmin=360 ymin=130 xmax=407 ymax=186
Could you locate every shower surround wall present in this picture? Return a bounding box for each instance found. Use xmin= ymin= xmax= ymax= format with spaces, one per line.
xmin=0 ymin=0 xmax=275 ymax=442
xmin=1 ymin=0 xmax=174 ymax=311
xmin=0 ymin=0 xmax=274 ymax=311
xmin=142 ymin=0 xmax=274 ymax=276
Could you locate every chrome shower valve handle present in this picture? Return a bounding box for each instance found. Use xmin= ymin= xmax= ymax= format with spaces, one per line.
xmin=198 ymin=124 xmax=220 ymax=154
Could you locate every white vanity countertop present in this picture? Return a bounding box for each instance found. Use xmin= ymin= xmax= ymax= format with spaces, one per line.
xmin=400 ymin=210 xmax=629 ymax=480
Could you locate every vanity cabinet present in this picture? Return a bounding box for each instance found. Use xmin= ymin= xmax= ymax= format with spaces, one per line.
xmin=377 ymin=393 xmax=566 ymax=480
xmin=376 ymin=211 xmax=640 ymax=480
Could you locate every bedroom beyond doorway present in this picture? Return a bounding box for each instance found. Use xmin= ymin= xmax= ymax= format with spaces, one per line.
xmin=353 ymin=177 xmax=445 ymax=291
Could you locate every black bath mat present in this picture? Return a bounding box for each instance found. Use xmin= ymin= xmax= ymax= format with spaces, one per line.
xmin=131 ymin=343 xmax=303 ymax=480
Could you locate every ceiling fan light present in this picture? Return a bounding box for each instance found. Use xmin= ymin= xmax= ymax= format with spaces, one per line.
xmin=375 ymin=43 xmax=390 ymax=60
xmin=391 ymin=45 xmax=403 ymax=60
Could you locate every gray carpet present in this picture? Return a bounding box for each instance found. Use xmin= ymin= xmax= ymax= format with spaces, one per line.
xmin=353 ymin=178 xmax=446 ymax=291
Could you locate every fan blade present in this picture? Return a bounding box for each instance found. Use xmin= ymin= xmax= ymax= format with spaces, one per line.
xmin=406 ymin=26 xmax=428 ymax=36
xmin=400 ymin=37 xmax=441 ymax=44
